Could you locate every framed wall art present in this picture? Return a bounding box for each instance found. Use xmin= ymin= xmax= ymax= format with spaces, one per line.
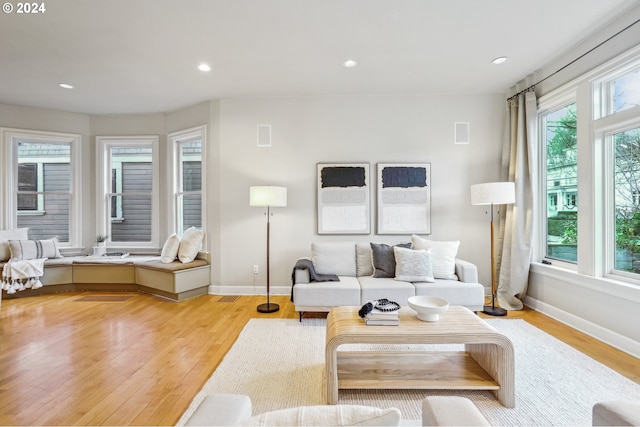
xmin=317 ymin=163 xmax=370 ymax=234
xmin=377 ymin=163 xmax=431 ymax=234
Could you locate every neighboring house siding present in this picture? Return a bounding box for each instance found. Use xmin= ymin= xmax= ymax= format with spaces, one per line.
xmin=111 ymin=162 xmax=152 ymax=242
xmin=18 ymin=163 xmax=70 ymax=241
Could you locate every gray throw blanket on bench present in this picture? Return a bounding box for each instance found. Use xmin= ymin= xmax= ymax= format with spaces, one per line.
xmin=290 ymin=258 xmax=339 ymax=302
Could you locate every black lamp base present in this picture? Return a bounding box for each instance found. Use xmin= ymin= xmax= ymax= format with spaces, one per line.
xmin=482 ymin=305 xmax=507 ymax=316
xmin=257 ymin=302 xmax=280 ymax=313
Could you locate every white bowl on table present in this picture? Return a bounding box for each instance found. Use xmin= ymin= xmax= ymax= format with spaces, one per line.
xmin=407 ymin=296 xmax=449 ymax=322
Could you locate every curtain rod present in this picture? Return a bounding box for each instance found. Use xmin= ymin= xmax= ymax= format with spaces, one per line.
xmin=507 ymin=17 xmax=640 ymax=102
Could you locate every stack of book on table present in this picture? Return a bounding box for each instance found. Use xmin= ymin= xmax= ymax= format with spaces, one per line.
xmin=365 ymin=308 xmax=399 ymax=326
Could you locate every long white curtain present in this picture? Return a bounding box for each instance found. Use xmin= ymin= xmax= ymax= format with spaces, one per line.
xmin=497 ymin=91 xmax=537 ymax=310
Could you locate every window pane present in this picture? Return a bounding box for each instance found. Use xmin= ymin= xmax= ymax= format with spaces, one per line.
xmin=612 ymin=68 xmax=640 ymax=114
xmin=181 ymin=143 xmax=202 ymax=191
xmin=614 ymin=127 xmax=640 ymax=273
xmin=16 ymin=142 xmax=71 ymax=241
xmin=181 ymin=193 xmax=202 ymax=231
xmin=18 ymin=194 xmax=70 ymax=241
xmin=110 ymin=194 xmax=152 ymax=242
xmin=544 ymin=103 xmax=578 ymax=262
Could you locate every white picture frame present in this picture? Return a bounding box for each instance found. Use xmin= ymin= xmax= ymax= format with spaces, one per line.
xmin=317 ymin=163 xmax=370 ymax=234
xmin=377 ymin=163 xmax=431 ymax=235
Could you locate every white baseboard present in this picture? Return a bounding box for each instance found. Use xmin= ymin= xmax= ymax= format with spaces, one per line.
xmin=208 ymin=284 xmax=291 ymax=296
xmin=524 ymin=295 xmax=640 ymax=359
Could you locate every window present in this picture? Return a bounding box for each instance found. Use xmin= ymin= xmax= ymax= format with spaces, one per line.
xmin=612 ymin=68 xmax=640 ymax=114
xmin=537 ymin=48 xmax=640 ymax=286
xmin=17 ymin=163 xmax=38 ymax=210
xmin=96 ymin=136 xmax=159 ymax=247
xmin=1 ymin=128 xmax=80 ymax=245
xmin=612 ymin=126 xmax=640 ymax=274
xmin=168 ymin=126 xmax=205 ymax=236
xmin=543 ymin=102 xmax=578 ymax=262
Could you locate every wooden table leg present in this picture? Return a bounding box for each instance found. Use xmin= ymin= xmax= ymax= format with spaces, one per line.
xmin=325 ymin=341 xmax=339 ymax=404
xmin=466 ymin=340 xmax=515 ymax=408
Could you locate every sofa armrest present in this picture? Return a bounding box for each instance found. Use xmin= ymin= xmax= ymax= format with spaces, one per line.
xmin=455 ymin=258 xmax=478 ymax=283
xmin=292 ymin=257 xmax=311 ymax=284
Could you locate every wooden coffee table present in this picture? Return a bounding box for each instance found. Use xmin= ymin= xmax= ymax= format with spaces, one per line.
xmin=325 ymin=306 xmax=515 ymax=407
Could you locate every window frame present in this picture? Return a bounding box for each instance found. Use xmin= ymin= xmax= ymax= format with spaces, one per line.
xmin=1 ymin=127 xmax=82 ymax=249
xmin=536 ymin=46 xmax=640 ymax=287
xmin=96 ymin=135 xmax=160 ymax=249
xmin=167 ymin=125 xmax=206 ymax=238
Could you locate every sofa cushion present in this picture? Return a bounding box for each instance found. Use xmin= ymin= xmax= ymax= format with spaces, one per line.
xmin=0 ymin=228 xmax=29 ymax=261
xmin=358 ymin=275 xmax=416 ymax=307
xmin=393 ymin=246 xmax=435 ymax=282
xmin=356 ymin=243 xmax=374 ymax=277
xmin=370 ymin=242 xmax=410 ymax=278
xmin=178 ymin=227 xmax=204 ymax=263
xmin=293 ymin=276 xmax=361 ymax=307
xmin=160 ymin=233 xmax=180 ymax=263
xmin=8 ymin=237 xmax=61 ymax=260
xmin=312 ymin=242 xmax=356 ymax=276
xmin=411 ymin=235 xmax=459 ymax=279
xmin=239 ymin=405 xmax=401 ymax=426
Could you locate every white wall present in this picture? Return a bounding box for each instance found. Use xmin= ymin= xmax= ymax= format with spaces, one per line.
xmin=1 ymin=94 xmax=506 ymax=296
xmin=213 ymin=94 xmax=505 ymax=295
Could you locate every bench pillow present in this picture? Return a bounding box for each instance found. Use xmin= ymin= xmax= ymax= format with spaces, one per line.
xmin=178 ymin=227 xmax=205 ymax=263
xmin=9 ymin=237 xmax=61 ymax=260
xmin=160 ymin=233 xmax=180 ymax=263
xmin=394 ymin=246 xmax=435 ymax=282
xmin=0 ymin=227 xmax=29 ymax=261
xmin=311 ymin=242 xmax=356 ymax=276
xmin=411 ymin=234 xmax=459 ymax=279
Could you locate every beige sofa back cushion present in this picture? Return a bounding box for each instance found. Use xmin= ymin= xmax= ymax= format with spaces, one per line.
xmin=312 ymin=242 xmax=356 ymax=276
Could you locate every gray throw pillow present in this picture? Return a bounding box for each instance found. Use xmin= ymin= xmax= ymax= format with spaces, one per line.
xmin=370 ymin=242 xmax=411 ymax=278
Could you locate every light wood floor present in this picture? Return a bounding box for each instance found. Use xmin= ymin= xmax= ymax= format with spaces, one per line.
xmin=0 ymin=292 xmax=637 ymax=426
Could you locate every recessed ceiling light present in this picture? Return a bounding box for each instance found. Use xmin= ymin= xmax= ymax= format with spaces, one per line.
xmin=491 ymin=56 xmax=508 ymax=65
xmin=198 ymin=63 xmax=211 ymax=72
xmin=58 ymin=83 xmax=74 ymax=89
xmin=343 ymin=59 xmax=358 ymax=68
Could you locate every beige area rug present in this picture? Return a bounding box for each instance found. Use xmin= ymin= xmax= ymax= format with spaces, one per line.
xmin=178 ymin=318 xmax=640 ymax=426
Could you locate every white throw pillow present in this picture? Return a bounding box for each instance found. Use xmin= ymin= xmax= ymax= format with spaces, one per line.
xmin=178 ymin=227 xmax=204 ymax=263
xmin=9 ymin=237 xmax=61 ymax=260
xmin=393 ymin=246 xmax=435 ymax=282
xmin=239 ymin=405 xmax=401 ymax=426
xmin=0 ymin=228 xmax=29 ymax=261
xmin=160 ymin=233 xmax=180 ymax=263
xmin=311 ymin=242 xmax=356 ymax=276
xmin=411 ymin=234 xmax=459 ymax=279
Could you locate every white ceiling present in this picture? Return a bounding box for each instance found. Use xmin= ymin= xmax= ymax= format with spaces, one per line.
xmin=0 ymin=0 xmax=637 ymax=115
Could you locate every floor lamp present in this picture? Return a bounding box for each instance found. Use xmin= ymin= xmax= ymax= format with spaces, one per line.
xmin=250 ymin=186 xmax=287 ymax=313
xmin=470 ymin=182 xmax=515 ymax=316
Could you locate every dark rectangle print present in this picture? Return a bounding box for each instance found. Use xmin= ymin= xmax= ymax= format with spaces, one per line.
xmin=381 ymin=166 xmax=427 ymax=188
xmin=321 ymin=166 xmax=367 ymax=188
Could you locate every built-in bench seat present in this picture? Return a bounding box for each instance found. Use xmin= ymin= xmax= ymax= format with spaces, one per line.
xmin=1 ymin=254 xmax=210 ymax=301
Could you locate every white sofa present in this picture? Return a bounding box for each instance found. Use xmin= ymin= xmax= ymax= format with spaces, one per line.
xmin=292 ymin=239 xmax=485 ymax=320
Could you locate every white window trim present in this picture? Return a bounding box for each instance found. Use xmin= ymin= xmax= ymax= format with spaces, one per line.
xmin=167 ymin=125 xmax=206 ymax=239
xmin=1 ymin=127 xmax=82 ymax=248
xmin=96 ymin=135 xmax=160 ymax=249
